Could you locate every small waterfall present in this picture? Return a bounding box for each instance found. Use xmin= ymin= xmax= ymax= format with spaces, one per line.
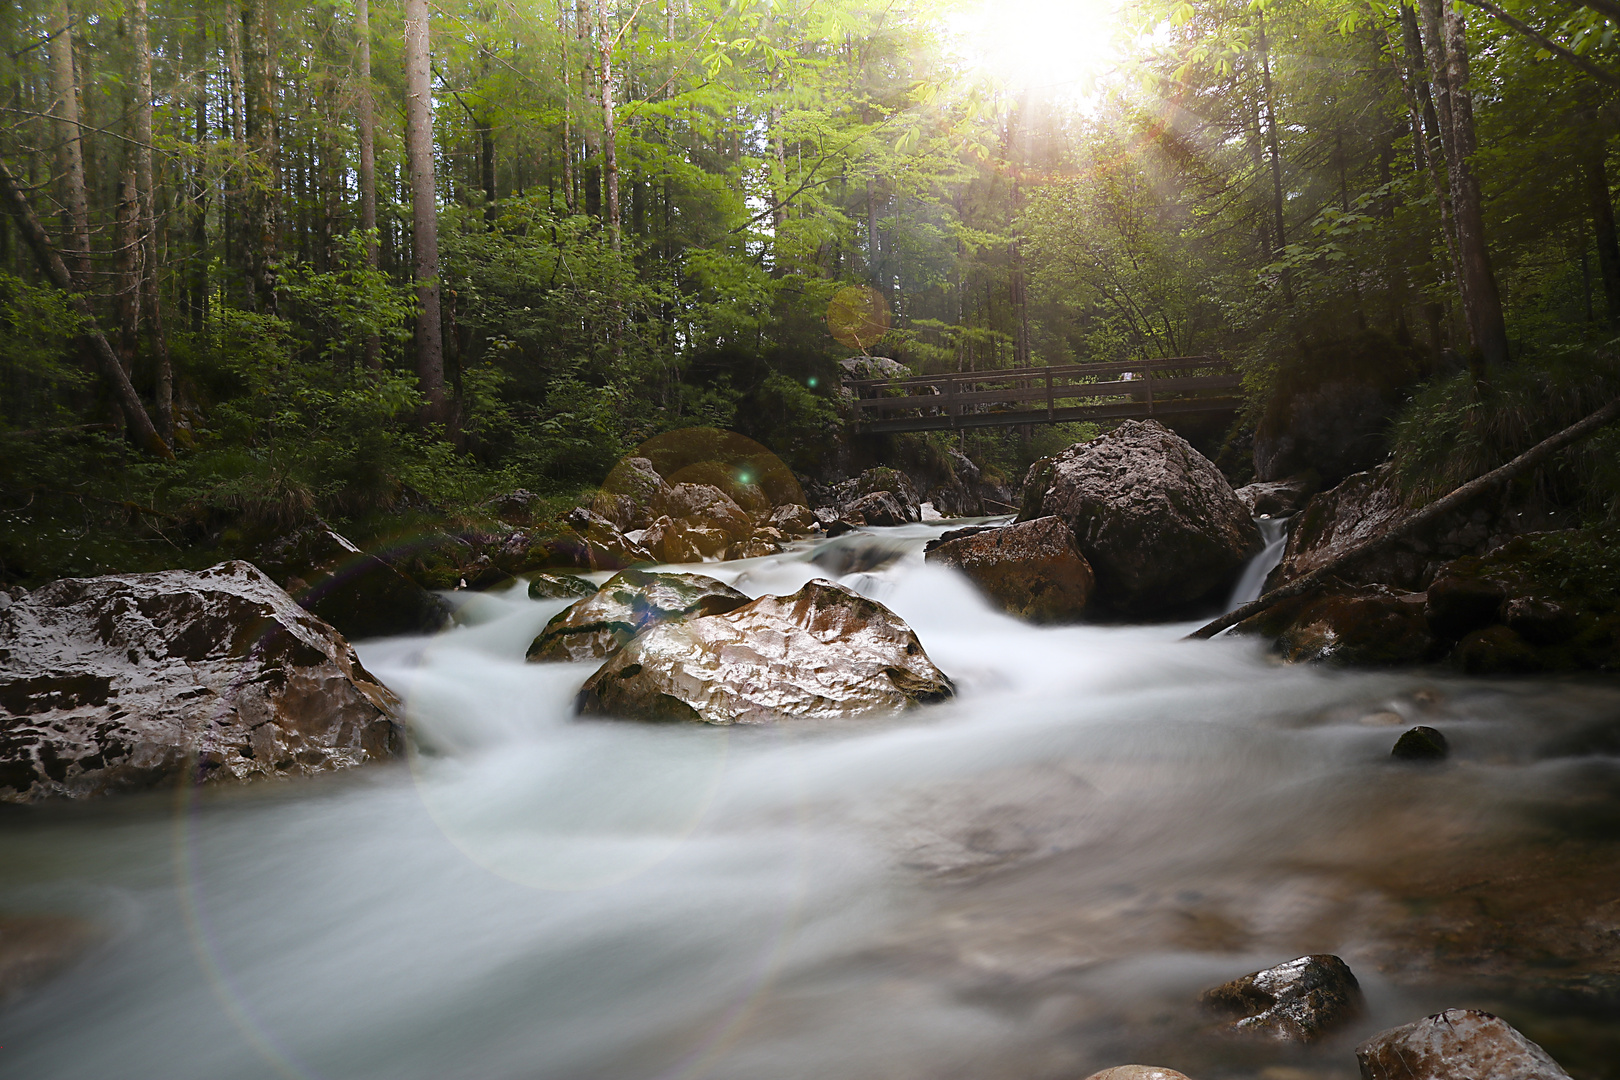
xmin=1225 ymin=516 xmax=1291 ymax=611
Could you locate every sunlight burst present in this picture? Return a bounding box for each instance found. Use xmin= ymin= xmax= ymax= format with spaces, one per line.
xmin=948 ymin=0 xmax=1125 ymax=99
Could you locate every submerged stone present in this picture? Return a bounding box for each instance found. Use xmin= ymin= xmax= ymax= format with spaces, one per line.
xmin=1356 ymin=1008 xmax=1571 ymax=1079
xmin=525 ymin=569 xmax=750 ymax=663
xmin=575 ymin=579 xmax=954 ymax=724
xmin=1391 ymin=725 xmax=1449 ymax=762
xmin=1202 ymin=953 xmax=1362 ymax=1041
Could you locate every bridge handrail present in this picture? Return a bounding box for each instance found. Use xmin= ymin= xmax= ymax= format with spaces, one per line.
xmin=840 ymin=354 xmax=1229 ymax=394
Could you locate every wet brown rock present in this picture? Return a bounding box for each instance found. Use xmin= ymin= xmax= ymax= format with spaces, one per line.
xmin=576 ymin=579 xmax=954 ymax=724
xmin=640 ymin=516 xmax=732 ymax=564
xmin=255 ymin=523 xmax=451 ymax=640
xmin=1236 ymin=585 xmax=1433 ymax=666
xmin=727 ymin=528 xmax=784 ymax=561
xmin=1019 ymin=420 xmax=1261 ymax=616
xmin=527 ymin=573 xmax=598 ymax=601
xmin=1355 ymin=1008 xmax=1571 ymax=1079
xmin=592 ymin=457 xmax=670 ymax=532
xmin=560 ymin=507 xmax=655 ymax=571
xmin=1453 ymin=624 xmax=1544 ymax=674
xmin=484 ymin=488 xmax=546 ymax=525
xmin=652 ymin=483 xmax=753 ymax=543
xmin=844 ymin=490 xmax=909 ymax=528
xmin=526 ymin=569 xmax=750 ymax=663
xmin=1082 ymin=1069 xmax=1193 ymax=1080
xmin=925 ymin=516 xmax=1094 ymax=622
xmin=0 ymin=562 xmax=402 ymax=802
xmin=1202 ymin=954 xmax=1362 ymax=1041
xmin=766 ymin=503 xmax=818 ymax=536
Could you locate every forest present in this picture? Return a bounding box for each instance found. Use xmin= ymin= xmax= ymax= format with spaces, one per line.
xmin=2 ymin=0 xmax=1620 ymax=583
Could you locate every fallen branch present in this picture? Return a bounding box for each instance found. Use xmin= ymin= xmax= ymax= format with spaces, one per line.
xmin=1187 ymin=394 xmax=1620 ymax=640
xmin=0 ymin=153 xmax=172 ymax=460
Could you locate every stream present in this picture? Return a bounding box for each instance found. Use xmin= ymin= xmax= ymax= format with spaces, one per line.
xmin=4 ymin=520 xmax=1620 ymax=1079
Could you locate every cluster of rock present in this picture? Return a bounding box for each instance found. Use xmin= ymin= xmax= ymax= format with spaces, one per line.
xmin=1231 ymin=465 xmax=1618 ymax=673
xmin=0 ymin=562 xmax=401 ymax=802
xmin=526 ymin=570 xmax=953 ymax=725
xmin=918 ymin=420 xmax=1262 ymax=623
xmin=1087 ymin=955 xmax=1572 ymax=1079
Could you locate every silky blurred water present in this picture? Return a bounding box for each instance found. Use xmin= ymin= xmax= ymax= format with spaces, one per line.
xmin=3 ymin=522 xmax=1619 ymax=1080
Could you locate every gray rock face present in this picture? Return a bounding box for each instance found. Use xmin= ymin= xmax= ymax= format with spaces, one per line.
xmin=527 ymin=573 xmax=598 ymax=601
xmin=844 ymin=490 xmax=909 ymax=527
xmin=561 ymin=506 xmax=655 ymax=570
xmin=1019 ymin=420 xmax=1262 ymax=615
xmin=652 ymin=483 xmax=754 ymax=543
xmin=526 ymin=569 xmax=751 ymax=663
xmin=255 ymin=523 xmax=451 ymax=640
xmin=1356 ymin=1008 xmax=1571 ymax=1079
xmin=766 ymin=503 xmax=818 ymax=536
xmin=1268 ymin=467 xmax=1566 ymax=594
xmin=1203 ymin=954 xmax=1362 ymax=1041
xmin=925 ymin=517 xmax=1094 ymax=623
xmin=576 ymin=580 xmax=954 ymax=724
xmin=0 ymin=562 xmax=401 ymax=802
xmin=1234 ymin=477 xmax=1315 ymax=518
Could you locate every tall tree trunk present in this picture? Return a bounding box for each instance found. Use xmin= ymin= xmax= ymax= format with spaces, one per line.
xmin=356 ymin=0 xmax=380 ymax=366
xmin=404 ymin=0 xmax=447 ymax=425
xmin=0 ymin=155 xmax=171 ymax=458
xmin=243 ymin=0 xmax=279 ymax=315
xmin=1419 ymin=0 xmax=1509 ymax=368
xmin=131 ymin=0 xmax=172 ymax=443
xmin=1257 ymin=8 xmax=1290 ymax=302
xmin=1584 ymin=134 xmax=1620 ymax=325
xmin=595 ymin=0 xmax=621 ymax=251
xmin=578 ymin=0 xmax=602 ymax=220
xmin=47 ymin=0 xmax=91 ymax=280
xmin=559 ymin=0 xmax=577 ymax=213
xmin=114 ymin=169 xmax=142 ymax=387
xmin=190 ymin=9 xmax=210 ymax=334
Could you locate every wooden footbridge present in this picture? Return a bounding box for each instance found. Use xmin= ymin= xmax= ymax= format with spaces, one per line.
xmin=845 ymin=356 xmax=1243 ymax=434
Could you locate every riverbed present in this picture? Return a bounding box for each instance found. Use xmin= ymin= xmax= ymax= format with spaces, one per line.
xmin=3 ymin=521 xmax=1619 ymax=1079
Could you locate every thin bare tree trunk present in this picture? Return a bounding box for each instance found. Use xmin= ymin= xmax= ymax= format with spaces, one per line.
xmin=0 ymin=155 xmax=171 ymax=459
xmin=243 ymin=0 xmax=279 ymax=314
xmin=558 ymin=0 xmax=576 ymax=213
xmin=131 ymin=0 xmax=172 ymax=443
xmin=356 ymin=0 xmax=380 ymax=367
xmin=47 ymin=0 xmax=91 ymax=280
xmin=404 ymin=0 xmax=446 ymax=424
xmin=578 ymin=0 xmax=601 ymax=219
xmin=1257 ymin=8 xmax=1291 ymax=302
xmin=190 ymin=9 xmax=209 ymax=333
xmin=1189 ymin=395 xmax=1620 ymax=640
xmin=1586 ymin=139 xmax=1620 ymax=325
xmin=1419 ymin=0 xmax=1509 ymax=368
xmin=596 ymin=0 xmax=620 ymax=251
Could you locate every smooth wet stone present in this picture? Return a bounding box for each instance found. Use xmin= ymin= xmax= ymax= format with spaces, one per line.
xmin=1018 ymin=420 xmax=1261 ymax=615
xmin=1082 ymin=1068 xmax=1194 ymax=1080
xmin=525 ymin=569 xmax=750 ymax=663
xmin=925 ymin=516 xmax=1094 ymax=623
xmin=562 ymin=506 xmax=654 ymax=570
xmin=1234 ymin=477 xmax=1315 ymax=518
xmin=0 ymin=561 xmax=402 ymax=802
xmin=1392 ymin=726 xmax=1449 ymax=762
xmin=254 ymin=522 xmax=451 ymax=639
xmin=1355 ymin=1008 xmax=1571 ymax=1079
xmin=1235 ymin=585 xmax=1433 ymax=666
xmin=765 ymin=503 xmax=818 ymax=536
xmin=640 ymin=515 xmax=732 ymax=563
xmin=844 ymin=490 xmax=909 ymax=527
xmin=575 ymin=579 xmax=954 ymax=724
xmin=592 ymin=457 xmax=670 ymax=532
xmin=1202 ymin=954 xmax=1361 ymax=1041
xmin=527 ymin=573 xmax=598 ymax=601
xmin=0 ymin=914 xmax=98 ymax=1004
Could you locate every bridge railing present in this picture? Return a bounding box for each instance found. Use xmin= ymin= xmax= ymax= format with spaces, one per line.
xmin=842 ymin=355 xmax=1240 ymax=429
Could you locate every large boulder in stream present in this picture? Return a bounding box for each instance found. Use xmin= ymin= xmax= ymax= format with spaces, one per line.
xmin=526 ymin=569 xmax=751 ymax=663
xmin=576 ymin=580 xmax=954 ymax=724
xmin=924 ymin=517 xmax=1094 ymax=622
xmin=1356 ymin=1008 xmax=1571 ymax=1079
xmin=1018 ymin=420 xmax=1262 ymax=616
xmin=0 ymin=561 xmax=401 ymax=802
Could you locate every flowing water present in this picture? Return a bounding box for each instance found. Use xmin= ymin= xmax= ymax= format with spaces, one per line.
xmin=5 ymin=523 xmax=1620 ymax=1080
